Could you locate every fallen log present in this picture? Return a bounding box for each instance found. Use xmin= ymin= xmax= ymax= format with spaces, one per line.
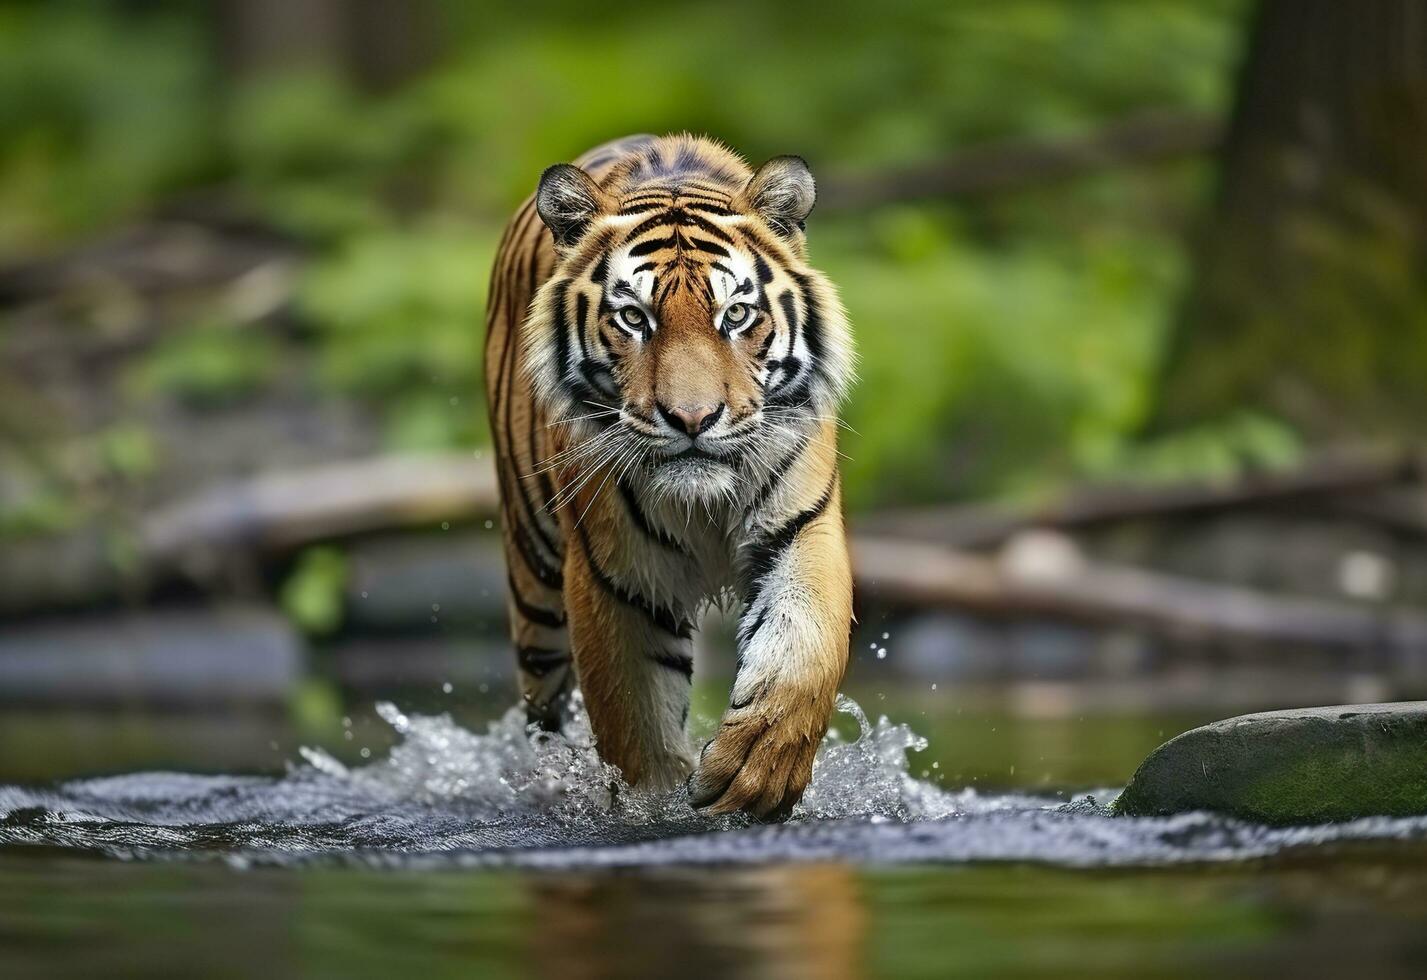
xmin=820 ymin=108 xmax=1224 ymax=211
xmin=7 ymin=448 xmax=1427 ymax=660
xmin=853 ymin=531 xmax=1427 ymax=654
xmin=0 ymin=453 xmax=501 ymax=617
xmin=856 ymin=445 xmax=1423 ymax=549
xmin=141 ymin=452 xmax=500 ymax=561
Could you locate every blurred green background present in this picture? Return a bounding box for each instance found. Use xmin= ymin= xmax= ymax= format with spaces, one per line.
xmin=0 ymin=0 xmax=1270 ymax=538
xmin=6 ymin=0 xmax=1427 ymax=714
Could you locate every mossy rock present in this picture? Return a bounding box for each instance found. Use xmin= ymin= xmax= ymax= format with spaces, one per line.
xmin=1112 ymin=703 xmax=1427 ymax=825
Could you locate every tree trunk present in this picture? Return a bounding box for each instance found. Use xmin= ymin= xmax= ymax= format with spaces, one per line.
xmin=212 ymin=0 xmax=440 ymax=93
xmin=1155 ymin=0 xmax=1427 ymax=440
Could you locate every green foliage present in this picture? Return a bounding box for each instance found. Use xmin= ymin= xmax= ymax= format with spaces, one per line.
xmin=297 ymin=223 xmax=490 ymax=449
xmin=288 ymin=677 xmax=346 ymax=741
xmin=96 ymin=423 xmax=159 ymax=481
xmin=298 ymin=224 xmax=489 ymax=394
xmin=280 ymin=546 xmax=348 ymax=636
xmin=0 ymin=0 xmax=1266 ymax=510
xmin=825 ymin=207 xmax=1190 ymax=506
xmin=126 ymin=323 xmax=280 ymax=408
xmin=0 ymin=3 xmax=211 ymax=256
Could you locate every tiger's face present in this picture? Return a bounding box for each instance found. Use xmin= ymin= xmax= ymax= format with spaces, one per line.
xmin=523 ymin=141 xmax=852 ymax=507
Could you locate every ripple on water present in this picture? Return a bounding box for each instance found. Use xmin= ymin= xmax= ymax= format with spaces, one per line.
xmin=3 ymin=694 xmax=1427 ymax=869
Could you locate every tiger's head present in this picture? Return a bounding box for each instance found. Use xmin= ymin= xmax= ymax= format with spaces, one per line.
xmin=522 ymin=136 xmax=853 ymax=507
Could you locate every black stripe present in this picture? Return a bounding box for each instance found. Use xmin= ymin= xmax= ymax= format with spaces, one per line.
xmin=793 ymin=272 xmax=826 ymax=365
xmin=507 ymin=573 xmax=566 ymax=627
xmin=517 ymin=645 xmax=569 ymax=677
xmin=737 ymin=608 xmax=767 ymax=646
xmin=619 ymin=194 xmax=674 ymax=211
xmin=778 ymin=290 xmax=799 ymax=354
xmin=575 ymin=524 xmax=692 ymax=638
xmin=589 ymin=254 xmax=609 ymax=284
xmin=754 ymin=331 xmax=775 ymax=361
xmin=743 ymin=473 xmax=837 ymax=612
xmin=769 ymin=356 xmax=804 ymax=394
xmin=686 ymin=201 xmax=735 ymax=217
xmin=748 ymin=434 xmax=809 ymax=514
xmin=573 ymin=289 xmax=595 ymax=368
xmin=579 ymin=358 xmax=619 ymax=400
xmin=620 ymin=480 xmax=689 ymax=555
xmin=551 ymin=279 xmax=572 ymax=385
xmin=649 ymin=650 xmax=694 ymax=679
xmin=626 ymin=211 xmax=680 ymax=240
xmin=686 ymin=238 xmax=729 ymax=256
xmin=679 ymin=209 xmax=734 ymax=243
xmin=629 ymin=236 xmax=675 ymax=257
xmin=753 ymin=251 xmax=774 ymax=285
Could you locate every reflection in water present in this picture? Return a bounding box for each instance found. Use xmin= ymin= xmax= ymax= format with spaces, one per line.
xmin=527 ymin=865 xmax=864 ymax=980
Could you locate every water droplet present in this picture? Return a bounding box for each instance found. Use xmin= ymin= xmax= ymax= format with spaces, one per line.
xmin=442 ymin=682 xmax=454 ymax=694
xmin=484 ymin=519 xmax=494 ymax=529
xmin=441 ymin=521 xmax=450 ymax=531
xmin=359 ymin=747 xmax=371 ymax=759
xmin=881 ymin=631 xmax=889 ymax=640
xmin=876 ymin=647 xmax=887 ymax=659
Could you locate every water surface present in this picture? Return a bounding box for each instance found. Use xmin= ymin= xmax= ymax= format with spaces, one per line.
xmin=6 ymin=693 xmax=1427 ymax=976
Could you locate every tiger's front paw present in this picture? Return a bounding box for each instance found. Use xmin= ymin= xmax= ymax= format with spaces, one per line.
xmin=687 ymin=702 xmax=824 ymax=821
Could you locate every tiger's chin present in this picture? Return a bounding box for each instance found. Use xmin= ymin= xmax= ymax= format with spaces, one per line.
xmin=644 ymin=454 xmax=741 ymax=506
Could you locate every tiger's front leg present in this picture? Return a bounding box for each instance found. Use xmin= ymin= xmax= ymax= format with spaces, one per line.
xmin=563 ymin=524 xmax=698 ymax=791
xmin=690 ymin=475 xmax=853 ymax=820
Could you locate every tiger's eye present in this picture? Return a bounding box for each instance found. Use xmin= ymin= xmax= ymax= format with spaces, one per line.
xmin=724 ymin=303 xmax=752 ymax=330
xmin=618 ymin=308 xmax=647 ymax=331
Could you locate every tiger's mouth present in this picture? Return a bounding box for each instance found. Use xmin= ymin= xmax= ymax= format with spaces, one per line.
xmin=656 ymin=443 xmax=738 ymax=465
xmin=650 ymin=447 xmax=740 ymax=481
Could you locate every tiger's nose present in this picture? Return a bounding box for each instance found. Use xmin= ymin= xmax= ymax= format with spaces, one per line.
xmin=658 ymin=402 xmax=724 ymax=436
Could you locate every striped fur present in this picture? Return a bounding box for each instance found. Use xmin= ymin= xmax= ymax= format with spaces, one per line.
xmin=483 ymin=134 xmax=854 ymax=818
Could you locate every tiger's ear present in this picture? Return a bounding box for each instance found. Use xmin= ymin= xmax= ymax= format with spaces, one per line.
xmin=536 ymin=164 xmax=609 ymax=248
xmin=744 ymin=156 xmax=817 ymax=238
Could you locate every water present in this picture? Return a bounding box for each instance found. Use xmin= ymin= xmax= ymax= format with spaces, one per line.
xmin=9 ymin=692 xmax=1427 ymax=976
xmin=5 ymin=694 xmax=1427 ymax=871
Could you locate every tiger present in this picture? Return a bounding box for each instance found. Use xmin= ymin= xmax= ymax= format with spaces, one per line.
xmin=483 ymin=133 xmax=854 ymax=819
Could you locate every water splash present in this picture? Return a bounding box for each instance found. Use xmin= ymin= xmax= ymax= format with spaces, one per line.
xmin=3 ymin=695 xmax=1427 ymax=869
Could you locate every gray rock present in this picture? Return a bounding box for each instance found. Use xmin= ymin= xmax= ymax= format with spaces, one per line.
xmin=1113 ymin=702 xmax=1427 ymax=824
